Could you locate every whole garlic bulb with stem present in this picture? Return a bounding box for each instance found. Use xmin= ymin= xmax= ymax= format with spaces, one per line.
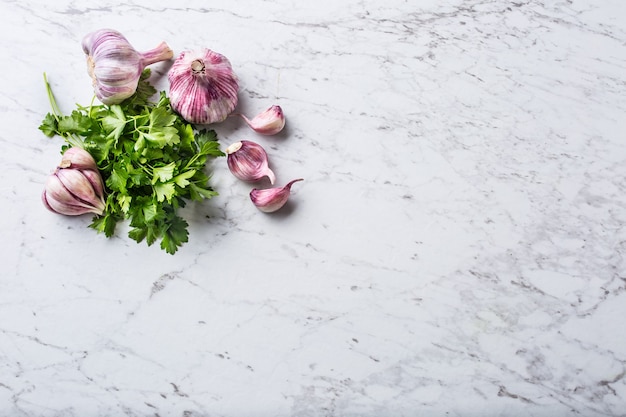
xmin=168 ymin=48 xmax=239 ymax=125
xmin=42 ymin=147 xmax=106 ymax=216
xmin=82 ymin=28 xmax=173 ymax=105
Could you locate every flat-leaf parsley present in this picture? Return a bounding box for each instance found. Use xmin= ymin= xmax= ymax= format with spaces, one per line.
xmin=39 ymin=70 xmax=224 ymax=254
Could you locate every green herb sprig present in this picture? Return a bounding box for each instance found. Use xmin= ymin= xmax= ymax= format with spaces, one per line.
xmin=39 ymin=70 xmax=224 ymax=254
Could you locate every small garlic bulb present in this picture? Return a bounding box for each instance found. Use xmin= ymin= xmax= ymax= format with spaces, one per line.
xmin=240 ymin=105 xmax=286 ymax=135
xmin=82 ymin=28 xmax=173 ymax=105
xmin=225 ymin=140 xmax=275 ymax=184
xmin=42 ymin=147 xmax=106 ymax=216
xmin=168 ymin=48 xmax=239 ymax=124
xmin=250 ymin=179 xmax=303 ymax=213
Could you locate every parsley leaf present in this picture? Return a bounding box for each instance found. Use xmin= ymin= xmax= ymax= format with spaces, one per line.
xmin=160 ymin=214 xmax=189 ymax=255
xmin=154 ymin=182 xmax=176 ymax=203
xmin=173 ymin=170 xmax=196 ymax=188
xmin=152 ymin=162 xmax=176 ymax=183
xmin=57 ymin=110 xmax=92 ymax=135
xmin=101 ymin=105 xmax=127 ymax=140
xmin=39 ymin=113 xmax=58 ymax=137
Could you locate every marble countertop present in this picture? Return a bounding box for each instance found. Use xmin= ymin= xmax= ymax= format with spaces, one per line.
xmin=2 ymin=0 xmax=625 ymax=416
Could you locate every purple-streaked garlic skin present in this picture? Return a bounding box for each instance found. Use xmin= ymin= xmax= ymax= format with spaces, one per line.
xmin=241 ymin=105 xmax=286 ymax=135
xmin=82 ymin=28 xmax=173 ymax=105
xmin=250 ymin=179 xmax=303 ymax=213
xmin=225 ymin=140 xmax=275 ymax=184
xmin=42 ymin=148 xmax=106 ymax=216
xmin=168 ymin=49 xmax=239 ymax=125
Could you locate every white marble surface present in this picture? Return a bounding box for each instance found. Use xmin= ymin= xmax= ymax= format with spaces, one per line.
xmin=2 ymin=0 xmax=626 ymax=415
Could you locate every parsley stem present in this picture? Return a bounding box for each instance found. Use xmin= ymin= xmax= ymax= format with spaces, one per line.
xmin=183 ymin=155 xmax=200 ymax=171
xmin=88 ymin=95 xmax=97 ymax=119
xmin=43 ymin=72 xmax=85 ymax=149
xmin=43 ymin=73 xmax=61 ymax=122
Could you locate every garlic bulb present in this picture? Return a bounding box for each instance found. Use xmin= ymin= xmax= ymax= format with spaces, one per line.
xmin=239 ymin=105 xmax=286 ymax=135
xmin=168 ymin=48 xmax=239 ymax=124
xmin=225 ymin=140 xmax=275 ymax=184
xmin=250 ymin=179 xmax=303 ymax=213
xmin=82 ymin=28 xmax=173 ymax=105
xmin=42 ymin=148 xmax=106 ymax=216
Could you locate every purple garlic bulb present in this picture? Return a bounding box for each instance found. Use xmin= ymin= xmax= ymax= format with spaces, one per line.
xmin=168 ymin=48 xmax=239 ymax=124
xmin=82 ymin=28 xmax=173 ymax=105
xmin=42 ymin=147 xmax=106 ymax=216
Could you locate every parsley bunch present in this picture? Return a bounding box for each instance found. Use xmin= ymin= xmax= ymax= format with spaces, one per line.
xmin=39 ymin=70 xmax=224 ymax=254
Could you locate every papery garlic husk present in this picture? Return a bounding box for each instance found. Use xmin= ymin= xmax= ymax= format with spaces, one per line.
xmin=250 ymin=179 xmax=303 ymax=213
xmin=240 ymin=105 xmax=286 ymax=135
xmin=168 ymin=48 xmax=239 ymax=124
xmin=42 ymin=148 xmax=106 ymax=216
xmin=225 ymin=140 xmax=275 ymax=184
xmin=82 ymin=28 xmax=173 ymax=105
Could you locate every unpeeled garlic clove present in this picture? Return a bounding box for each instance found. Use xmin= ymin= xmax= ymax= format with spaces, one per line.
xmin=78 ymin=169 xmax=106 ymax=205
xmin=225 ymin=140 xmax=276 ymax=184
xmin=168 ymin=48 xmax=239 ymax=124
xmin=240 ymin=105 xmax=286 ymax=135
xmin=42 ymin=148 xmax=106 ymax=216
xmin=82 ymin=29 xmax=173 ymax=105
xmin=250 ymin=179 xmax=303 ymax=213
xmin=59 ymin=146 xmax=99 ymax=171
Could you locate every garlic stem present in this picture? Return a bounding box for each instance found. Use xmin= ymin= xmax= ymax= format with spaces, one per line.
xmin=191 ymin=59 xmax=205 ymax=73
xmin=140 ymin=41 xmax=174 ymax=66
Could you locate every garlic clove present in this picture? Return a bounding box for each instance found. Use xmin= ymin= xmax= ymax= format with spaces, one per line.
xmin=225 ymin=140 xmax=275 ymax=184
xmin=80 ymin=168 xmax=106 ymax=204
xmin=59 ymin=147 xmax=99 ymax=171
xmin=168 ymin=48 xmax=239 ymax=124
xmin=42 ymin=188 xmax=90 ymax=216
xmin=250 ymin=179 xmax=303 ymax=213
xmin=240 ymin=105 xmax=286 ymax=135
xmin=54 ymin=169 xmax=105 ymax=213
xmin=82 ymin=29 xmax=173 ymax=105
xmin=42 ymin=172 xmax=105 ymax=216
xmin=42 ymin=189 xmax=100 ymax=216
